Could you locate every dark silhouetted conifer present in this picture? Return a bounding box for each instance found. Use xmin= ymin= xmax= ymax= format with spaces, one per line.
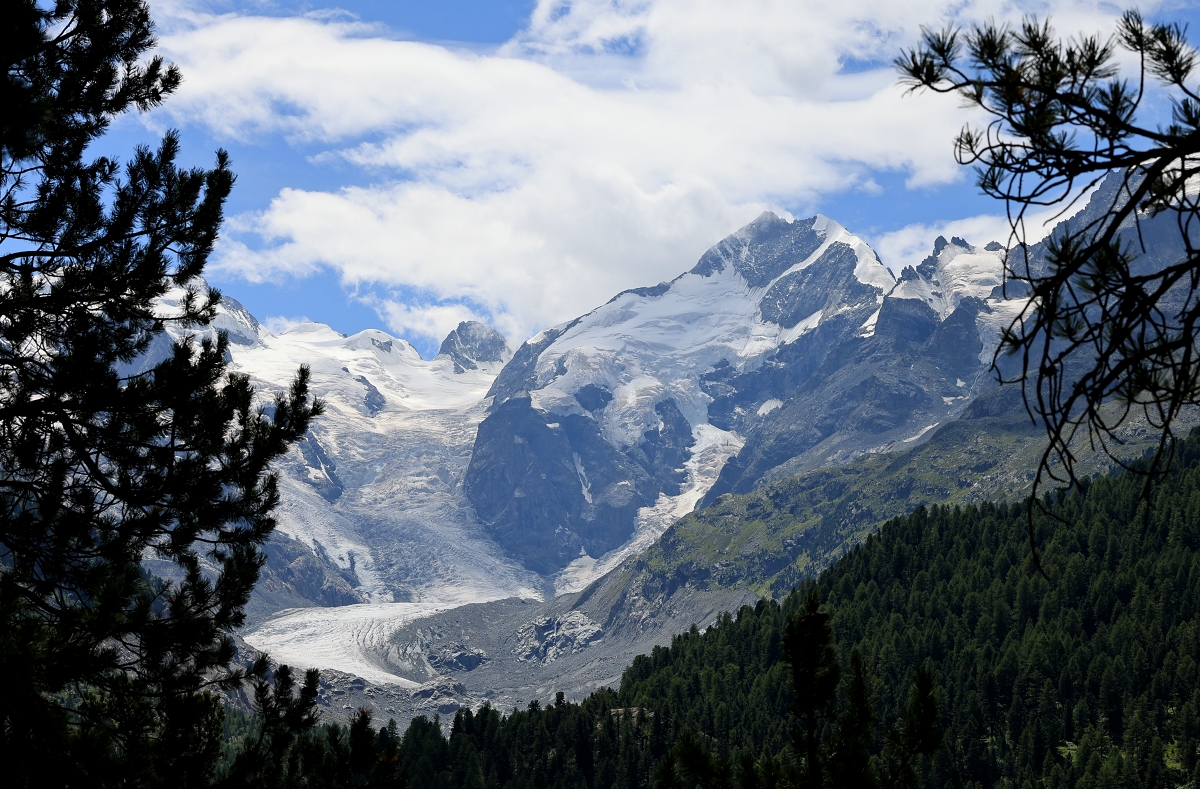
xmin=829 ymin=649 xmax=877 ymax=789
xmin=781 ymin=589 xmax=840 ymax=788
xmin=0 ymin=2 xmax=320 ymax=785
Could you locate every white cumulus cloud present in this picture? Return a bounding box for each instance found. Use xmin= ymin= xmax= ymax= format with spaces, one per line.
xmin=150 ymin=0 xmax=1159 ymax=347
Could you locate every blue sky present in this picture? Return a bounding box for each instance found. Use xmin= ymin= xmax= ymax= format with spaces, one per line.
xmin=111 ymin=2 xmax=545 ymax=343
xmin=114 ymin=0 xmax=1200 ymax=357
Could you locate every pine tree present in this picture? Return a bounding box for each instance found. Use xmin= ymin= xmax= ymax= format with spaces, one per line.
xmin=217 ymin=661 xmax=323 ymax=789
xmin=828 ymin=649 xmax=878 ymax=789
xmin=781 ymin=589 xmax=840 ymax=789
xmin=0 ymin=2 xmax=321 ymax=785
xmin=898 ymin=10 xmax=1200 ymax=502
xmin=883 ymin=664 xmax=943 ymax=789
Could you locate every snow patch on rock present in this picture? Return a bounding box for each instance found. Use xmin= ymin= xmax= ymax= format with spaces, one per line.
xmin=757 ymin=399 xmax=783 ymax=416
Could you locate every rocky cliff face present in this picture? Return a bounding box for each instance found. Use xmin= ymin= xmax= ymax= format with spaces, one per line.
xmin=464 ymin=396 xmax=658 ymax=574
xmin=438 ymin=321 xmax=512 ymax=373
xmin=699 ymin=233 xmax=1013 ymax=502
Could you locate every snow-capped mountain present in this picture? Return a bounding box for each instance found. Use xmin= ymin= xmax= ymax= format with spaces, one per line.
xmin=891 ymin=235 xmax=1006 ymax=318
xmin=232 ymin=320 xmax=532 ymax=599
xmin=462 ymin=212 xmax=1017 ymax=587
xmin=698 ymin=226 xmax=1021 ymax=500
xmin=142 ymin=208 xmax=1023 ymax=692
xmin=159 ymin=174 xmax=1200 ymax=720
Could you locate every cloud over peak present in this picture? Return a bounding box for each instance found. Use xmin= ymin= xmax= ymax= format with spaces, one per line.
xmin=153 ymin=0 xmax=1151 ymax=347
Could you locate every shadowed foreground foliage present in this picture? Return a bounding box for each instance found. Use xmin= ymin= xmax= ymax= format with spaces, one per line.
xmin=0 ymin=1 xmax=320 ymax=784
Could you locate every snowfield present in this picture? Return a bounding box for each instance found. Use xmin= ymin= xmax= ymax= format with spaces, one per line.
xmin=522 ymin=215 xmax=894 ymax=447
xmin=225 ymin=322 xmax=546 ymax=607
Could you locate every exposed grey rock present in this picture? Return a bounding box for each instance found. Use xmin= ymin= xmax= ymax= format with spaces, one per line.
xmin=758 ymin=242 xmax=877 ymax=327
xmin=692 ymin=212 xmax=824 ymax=286
xmin=463 ymin=395 xmax=659 ymax=574
xmin=429 ymin=647 xmax=486 ymax=672
xmin=515 ymin=611 xmax=604 ymax=663
xmin=438 ymin=321 xmax=511 ymax=374
xmin=297 ymin=434 xmax=343 ymax=502
xmin=306 ymin=557 xmax=759 ymax=727
xmin=485 ymin=319 xmax=583 ymax=406
xmin=606 ymin=282 xmax=671 ymax=303
xmin=698 ymin=311 xmax=970 ymax=503
xmin=240 ymin=533 xmax=364 ymax=621
xmin=216 ymin=294 xmax=264 ymax=346
xmin=626 ymin=398 xmax=695 ymax=497
xmin=357 ymin=375 xmax=387 ymax=415
xmin=875 ymin=294 xmax=938 ymax=346
xmin=462 ymin=390 xmax=703 ymax=574
xmin=698 ymin=248 xmax=1006 ymax=503
xmin=574 ymin=383 xmax=613 ymax=412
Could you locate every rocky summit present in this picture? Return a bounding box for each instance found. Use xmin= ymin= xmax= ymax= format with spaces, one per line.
xmin=438 ymin=320 xmax=513 ymax=374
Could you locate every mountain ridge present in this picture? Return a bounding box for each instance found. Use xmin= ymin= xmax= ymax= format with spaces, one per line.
xmin=173 ymin=205 xmax=1029 ymax=628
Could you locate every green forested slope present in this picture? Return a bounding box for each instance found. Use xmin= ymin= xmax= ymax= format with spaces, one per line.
xmin=819 ymin=487 xmax=1200 ymax=788
xmin=227 ymin=433 xmax=1200 ymax=789
xmin=635 ymin=389 xmax=1192 ymax=599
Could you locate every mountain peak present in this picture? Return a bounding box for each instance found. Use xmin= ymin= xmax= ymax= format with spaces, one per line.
xmin=748 ymin=210 xmax=784 ymax=226
xmin=691 ymin=213 xmax=824 ymax=285
xmin=892 ymin=235 xmax=1005 ymax=319
xmin=438 ymin=321 xmax=511 ymax=374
